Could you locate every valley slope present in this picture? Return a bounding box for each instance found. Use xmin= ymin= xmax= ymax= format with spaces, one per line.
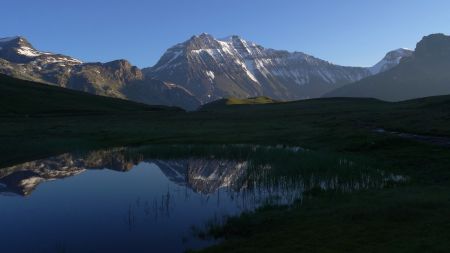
xmin=0 ymin=73 xmax=181 ymax=115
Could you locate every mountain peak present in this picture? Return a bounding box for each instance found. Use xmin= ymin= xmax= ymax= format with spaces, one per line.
xmin=218 ymin=35 xmax=242 ymax=42
xmin=369 ymin=48 xmax=413 ymax=74
xmin=0 ymin=36 xmax=43 ymax=63
xmin=383 ymin=48 xmax=413 ymax=62
xmin=392 ymin=48 xmax=413 ymax=54
xmin=190 ymin=33 xmax=214 ymax=41
xmin=184 ymin=33 xmax=218 ymax=50
xmin=0 ymin=35 xmax=84 ymax=65
xmin=0 ymin=36 xmax=33 ymax=48
xmin=104 ymin=59 xmax=133 ymax=68
xmin=0 ymin=36 xmax=20 ymax=43
xmin=415 ymin=33 xmax=450 ymax=60
xmin=198 ymin=32 xmax=210 ymax=37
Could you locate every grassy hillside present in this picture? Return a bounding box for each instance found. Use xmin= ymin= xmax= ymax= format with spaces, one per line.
xmin=192 ymin=96 xmax=450 ymax=253
xmin=199 ymin=96 xmax=278 ymax=111
xmin=2 ymin=73 xmax=450 ymax=167
xmin=0 ymin=74 xmax=184 ymax=165
xmin=2 ymin=81 xmax=450 ymax=169
xmin=0 ymin=73 xmax=181 ymax=115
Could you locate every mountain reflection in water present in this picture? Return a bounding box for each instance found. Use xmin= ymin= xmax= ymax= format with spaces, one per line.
xmin=0 ymin=145 xmax=406 ymax=253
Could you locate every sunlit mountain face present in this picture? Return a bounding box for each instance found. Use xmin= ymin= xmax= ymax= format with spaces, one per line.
xmin=0 ymin=34 xmax=411 ymax=110
xmin=0 ymin=37 xmax=201 ymax=110
xmin=144 ymin=33 xmax=410 ymax=104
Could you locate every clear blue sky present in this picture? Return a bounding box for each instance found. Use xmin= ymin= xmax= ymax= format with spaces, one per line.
xmin=2 ymin=0 xmax=449 ymax=68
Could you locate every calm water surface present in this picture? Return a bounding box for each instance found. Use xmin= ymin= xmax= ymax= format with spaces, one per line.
xmin=0 ymin=145 xmax=406 ymax=253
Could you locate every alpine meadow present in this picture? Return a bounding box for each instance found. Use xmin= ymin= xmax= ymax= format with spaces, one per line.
xmin=1 ymin=1 xmax=450 ymax=253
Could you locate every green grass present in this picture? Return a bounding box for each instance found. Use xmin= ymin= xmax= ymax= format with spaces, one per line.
xmin=199 ymin=96 xmax=278 ymax=110
xmin=198 ymin=186 xmax=450 ymax=253
xmin=2 ymin=74 xmax=450 ymax=252
xmin=226 ymin=96 xmax=277 ymax=104
xmin=0 ymin=74 xmax=181 ymax=165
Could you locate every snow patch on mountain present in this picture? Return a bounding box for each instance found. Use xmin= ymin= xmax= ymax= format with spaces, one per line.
xmin=0 ymin=36 xmax=83 ymax=65
xmin=145 ymin=33 xmax=379 ymax=103
xmin=205 ymin=70 xmax=215 ymax=82
xmin=369 ymin=48 xmax=413 ymax=74
xmin=16 ymin=46 xmax=43 ymax=57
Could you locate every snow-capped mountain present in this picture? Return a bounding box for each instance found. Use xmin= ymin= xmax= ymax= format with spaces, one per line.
xmin=0 ymin=36 xmax=83 ymax=83
xmin=144 ymin=33 xmax=378 ymax=103
xmin=369 ymin=48 xmax=413 ymax=74
xmin=0 ymin=34 xmax=412 ymax=109
xmin=0 ymin=36 xmax=82 ymax=65
xmin=0 ymin=36 xmax=200 ymax=110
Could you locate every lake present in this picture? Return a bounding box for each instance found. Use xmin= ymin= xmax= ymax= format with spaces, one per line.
xmin=0 ymin=145 xmax=406 ymax=253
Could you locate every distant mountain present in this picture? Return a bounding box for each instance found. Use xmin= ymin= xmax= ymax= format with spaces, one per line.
xmin=324 ymin=34 xmax=450 ymax=101
xmin=0 ymin=36 xmax=82 ymax=64
xmin=0 ymin=36 xmax=82 ymax=82
xmin=0 ymin=37 xmax=200 ymax=110
xmin=144 ymin=33 xmax=378 ymax=103
xmin=369 ymin=48 xmax=413 ymax=74
xmin=0 ymin=34 xmax=412 ymax=109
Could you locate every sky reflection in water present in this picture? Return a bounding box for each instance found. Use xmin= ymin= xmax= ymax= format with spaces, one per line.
xmin=0 ymin=145 xmax=406 ymax=253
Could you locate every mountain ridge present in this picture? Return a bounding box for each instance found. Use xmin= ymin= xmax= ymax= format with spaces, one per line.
xmin=324 ymin=33 xmax=450 ymax=101
xmin=144 ymin=33 xmax=381 ymax=103
xmin=0 ymin=38 xmax=201 ymax=110
xmin=0 ymin=33 xmax=413 ymax=109
xmin=144 ymin=33 xmax=413 ymax=104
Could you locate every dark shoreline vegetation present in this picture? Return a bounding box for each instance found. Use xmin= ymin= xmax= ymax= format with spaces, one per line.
xmin=2 ymin=74 xmax=450 ymax=252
